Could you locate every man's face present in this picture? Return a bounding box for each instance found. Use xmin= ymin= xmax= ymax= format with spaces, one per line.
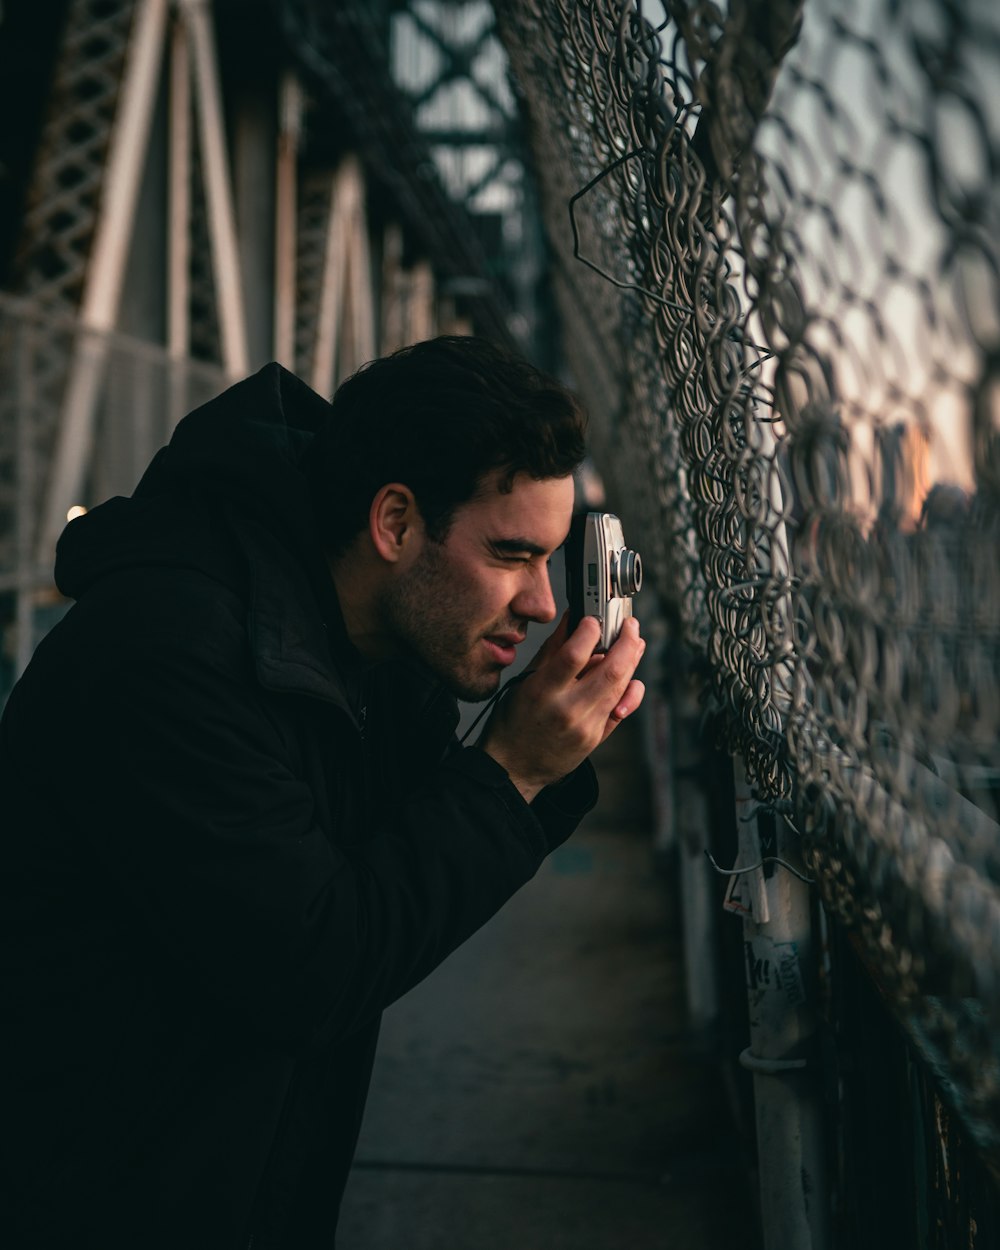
xmin=382 ymin=471 xmax=575 ymax=701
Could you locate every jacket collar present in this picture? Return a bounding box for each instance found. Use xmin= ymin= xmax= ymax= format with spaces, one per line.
xmin=230 ymin=509 xmax=461 ymax=747
xmin=227 ymin=509 xmax=355 ymax=716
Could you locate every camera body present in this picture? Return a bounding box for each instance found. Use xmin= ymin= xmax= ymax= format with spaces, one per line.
xmin=565 ymin=511 xmax=642 ymax=652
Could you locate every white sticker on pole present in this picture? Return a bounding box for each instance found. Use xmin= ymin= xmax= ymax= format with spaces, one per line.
xmin=744 ymin=935 xmax=807 ymax=1007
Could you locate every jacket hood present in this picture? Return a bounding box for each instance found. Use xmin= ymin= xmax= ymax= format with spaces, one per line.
xmin=51 ymin=363 xmax=454 ymax=724
xmin=55 ymin=363 xmax=332 ymax=600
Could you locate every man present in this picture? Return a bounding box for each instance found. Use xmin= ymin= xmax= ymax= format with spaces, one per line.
xmin=1 ymin=336 xmax=645 ymax=1247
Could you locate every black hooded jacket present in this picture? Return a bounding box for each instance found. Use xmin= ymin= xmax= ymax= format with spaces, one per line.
xmin=0 ymin=364 xmax=597 ymax=1249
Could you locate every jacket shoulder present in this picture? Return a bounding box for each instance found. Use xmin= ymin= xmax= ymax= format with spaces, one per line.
xmin=30 ymin=565 xmax=252 ymax=714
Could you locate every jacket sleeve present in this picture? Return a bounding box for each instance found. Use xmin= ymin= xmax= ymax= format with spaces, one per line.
xmin=50 ymin=622 xmax=598 ymax=1049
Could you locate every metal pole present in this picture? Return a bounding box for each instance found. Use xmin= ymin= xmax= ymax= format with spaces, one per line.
xmin=408 ymin=259 xmax=435 ymax=344
xmin=733 ymin=761 xmax=829 ymax=1250
xmin=274 ymin=72 xmax=302 ymax=369
xmin=311 ymin=164 xmax=350 ymax=395
xmin=168 ymin=6 xmax=191 ymax=434
xmin=181 ymin=0 xmax=250 ymax=379
xmin=346 ymin=162 xmax=376 ymax=375
xmin=168 ymin=6 xmax=191 ymax=366
xmin=233 ymin=86 xmax=275 ymax=367
xmin=15 ymin=316 xmax=38 ymax=679
xmin=38 ymin=0 xmax=170 ymax=561
xmin=673 ymin=675 xmax=720 ymax=1036
xmin=380 ymin=222 xmax=405 ymax=355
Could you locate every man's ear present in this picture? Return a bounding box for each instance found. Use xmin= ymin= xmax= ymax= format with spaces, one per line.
xmin=369 ymin=483 xmax=423 ymax=564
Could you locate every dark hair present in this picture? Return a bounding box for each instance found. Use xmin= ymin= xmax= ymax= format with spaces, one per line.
xmin=302 ymin=336 xmax=587 ymax=552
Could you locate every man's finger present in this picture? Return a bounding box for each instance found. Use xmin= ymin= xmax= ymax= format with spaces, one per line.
xmin=613 ymin=677 xmax=646 ymax=720
xmin=576 ymin=619 xmax=644 ymax=697
xmin=601 ymin=679 xmax=646 ymax=742
xmin=544 ymin=616 xmax=603 ymax=682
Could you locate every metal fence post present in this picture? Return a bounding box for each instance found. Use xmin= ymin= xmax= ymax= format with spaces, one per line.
xmin=14 ymin=315 xmax=37 ymax=680
xmin=732 ymin=762 xmax=829 ymax=1250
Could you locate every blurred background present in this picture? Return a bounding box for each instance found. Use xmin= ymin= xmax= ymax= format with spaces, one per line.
xmin=1 ymin=2 xmax=999 ymax=1247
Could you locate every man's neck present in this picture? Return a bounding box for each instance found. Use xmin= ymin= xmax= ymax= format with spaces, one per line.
xmin=328 ymin=551 xmax=397 ymax=661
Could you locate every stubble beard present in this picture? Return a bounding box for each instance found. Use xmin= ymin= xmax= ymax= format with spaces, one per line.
xmin=381 ymin=542 xmax=509 ymax=703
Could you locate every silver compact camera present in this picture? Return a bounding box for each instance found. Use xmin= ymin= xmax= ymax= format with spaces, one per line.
xmin=566 ymin=511 xmax=643 ymax=651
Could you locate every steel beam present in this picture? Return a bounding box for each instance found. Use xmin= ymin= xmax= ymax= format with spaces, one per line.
xmin=38 ymin=0 xmax=170 ymax=561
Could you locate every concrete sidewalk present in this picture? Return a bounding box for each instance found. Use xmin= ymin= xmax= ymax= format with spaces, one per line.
xmin=337 ymin=721 xmax=758 ymax=1249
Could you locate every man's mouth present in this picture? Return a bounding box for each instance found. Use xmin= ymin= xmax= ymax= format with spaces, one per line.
xmin=482 ymin=633 xmax=525 ymax=667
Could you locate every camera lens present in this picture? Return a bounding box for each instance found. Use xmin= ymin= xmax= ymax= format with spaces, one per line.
xmin=613 ymin=548 xmax=642 ymax=596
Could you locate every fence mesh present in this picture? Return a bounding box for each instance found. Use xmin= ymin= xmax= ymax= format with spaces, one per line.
xmin=496 ymin=0 xmax=1000 ymax=1171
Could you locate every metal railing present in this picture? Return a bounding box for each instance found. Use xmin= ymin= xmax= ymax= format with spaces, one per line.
xmin=0 ymin=293 xmax=225 ymax=693
xmin=496 ymin=0 xmax=1000 ymax=1243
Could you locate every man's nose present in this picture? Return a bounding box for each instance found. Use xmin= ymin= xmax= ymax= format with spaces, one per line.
xmin=514 ymin=565 xmax=558 ymax=624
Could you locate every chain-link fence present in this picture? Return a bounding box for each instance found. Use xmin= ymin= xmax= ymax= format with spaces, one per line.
xmin=497 ymin=0 xmax=1000 ymax=1181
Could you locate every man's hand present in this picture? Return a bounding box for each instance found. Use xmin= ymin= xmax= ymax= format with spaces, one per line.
xmin=479 ymin=615 xmax=646 ymax=804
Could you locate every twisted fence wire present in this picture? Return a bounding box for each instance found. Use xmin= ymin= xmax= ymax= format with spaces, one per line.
xmin=497 ymin=0 xmax=1000 ymax=1169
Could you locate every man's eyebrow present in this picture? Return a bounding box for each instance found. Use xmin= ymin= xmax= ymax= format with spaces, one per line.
xmin=491 ymin=537 xmax=551 ymax=556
